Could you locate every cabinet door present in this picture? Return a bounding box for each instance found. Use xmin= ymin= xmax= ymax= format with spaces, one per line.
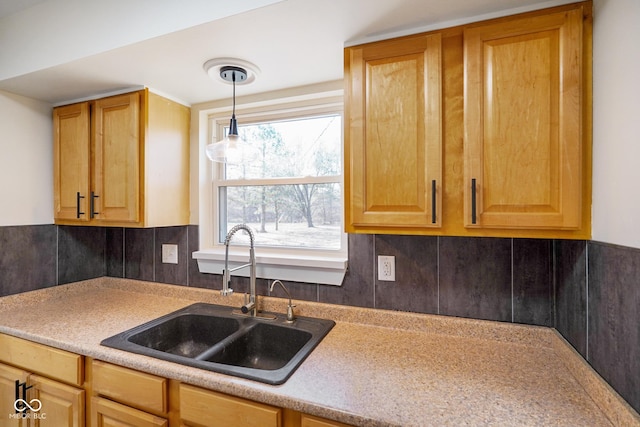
xmin=92 ymin=92 xmax=141 ymax=224
xmin=53 ymin=102 xmax=90 ymax=222
xmin=0 ymin=363 xmax=29 ymax=427
xmin=464 ymin=8 xmax=583 ymax=229
xmin=345 ymin=33 xmax=443 ymax=230
xmin=30 ymin=374 xmax=84 ymax=427
xmin=90 ymin=397 xmax=167 ymax=427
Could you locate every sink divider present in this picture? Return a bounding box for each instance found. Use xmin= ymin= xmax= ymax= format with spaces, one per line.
xmin=193 ymin=322 xmax=257 ymax=361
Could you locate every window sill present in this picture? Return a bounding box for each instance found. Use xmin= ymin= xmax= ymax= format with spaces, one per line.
xmin=193 ymin=249 xmax=347 ymax=286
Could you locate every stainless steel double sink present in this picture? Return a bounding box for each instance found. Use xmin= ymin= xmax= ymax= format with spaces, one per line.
xmin=101 ymin=303 xmax=335 ymax=385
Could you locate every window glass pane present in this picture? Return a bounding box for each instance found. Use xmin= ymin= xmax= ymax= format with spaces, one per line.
xmin=225 ymin=115 xmax=341 ymax=180
xmin=220 ymin=183 xmax=341 ymax=250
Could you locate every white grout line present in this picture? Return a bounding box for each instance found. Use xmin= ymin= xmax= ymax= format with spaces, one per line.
xmin=55 ymin=226 xmax=59 ymax=285
xmin=186 ymin=227 xmax=189 ymax=287
xmin=372 ymin=235 xmax=376 ymax=308
xmin=511 ymin=238 xmax=514 ymax=323
xmin=552 ymin=240 xmax=557 ymax=328
xmin=585 ymin=241 xmax=589 ymax=361
xmin=436 ymin=236 xmax=440 ymax=315
xmin=122 ymin=228 xmax=126 ymax=278
xmin=152 ymin=230 xmax=156 ymax=282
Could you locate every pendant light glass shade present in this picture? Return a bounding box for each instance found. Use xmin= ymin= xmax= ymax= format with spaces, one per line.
xmin=205 ymin=65 xmax=259 ymax=164
xmin=206 ymin=115 xmax=259 ymax=163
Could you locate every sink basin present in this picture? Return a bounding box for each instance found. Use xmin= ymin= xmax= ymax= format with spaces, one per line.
xmin=128 ymin=314 xmax=241 ymax=358
xmin=204 ymin=322 xmax=312 ymax=370
xmin=101 ymin=303 xmax=335 ymax=384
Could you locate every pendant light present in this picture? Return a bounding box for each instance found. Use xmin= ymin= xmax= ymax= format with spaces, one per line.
xmin=205 ymin=65 xmax=259 ymax=164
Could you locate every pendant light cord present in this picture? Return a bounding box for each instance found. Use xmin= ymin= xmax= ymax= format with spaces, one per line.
xmin=232 ymin=70 xmax=237 ymax=118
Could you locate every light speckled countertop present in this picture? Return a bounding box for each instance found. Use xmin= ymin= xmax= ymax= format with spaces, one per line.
xmin=0 ymin=278 xmax=638 ymax=426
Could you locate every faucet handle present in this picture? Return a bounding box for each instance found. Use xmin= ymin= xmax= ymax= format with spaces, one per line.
xmin=286 ymin=302 xmax=296 ymax=322
xmin=220 ymin=269 xmax=233 ymax=296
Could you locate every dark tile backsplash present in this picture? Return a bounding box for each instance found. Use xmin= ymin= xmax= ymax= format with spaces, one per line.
xmin=0 ymin=224 xmax=56 ymax=296
xmin=0 ymin=224 xmax=638 ymax=412
xmin=513 ymin=239 xmax=553 ymax=326
xmin=374 ymin=234 xmax=438 ymax=314
xmin=439 ymin=237 xmax=512 ymax=322
xmin=58 ymin=226 xmax=106 ymax=284
xmin=555 ymin=240 xmax=588 ymax=355
xmin=586 ymin=242 xmax=640 ymax=413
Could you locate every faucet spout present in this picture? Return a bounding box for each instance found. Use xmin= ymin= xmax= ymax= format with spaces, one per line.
xmin=222 ymin=224 xmax=257 ymax=316
xmin=269 ymin=280 xmax=295 ymax=322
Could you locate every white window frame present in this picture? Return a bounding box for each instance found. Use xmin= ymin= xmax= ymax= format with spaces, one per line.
xmin=193 ymin=89 xmax=348 ymax=285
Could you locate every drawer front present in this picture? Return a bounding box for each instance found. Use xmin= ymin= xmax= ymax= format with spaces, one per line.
xmin=301 ymin=414 xmax=352 ymax=427
xmin=180 ymin=384 xmax=281 ymax=427
xmin=91 ymin=396 xmax=168 ymax=427
xmin=92 ymin=360 xmax=167 ymax=414
xmin=0 ymin=334 xmax=83 ymax=386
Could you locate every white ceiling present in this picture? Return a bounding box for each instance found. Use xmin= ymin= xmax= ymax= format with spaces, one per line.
xmin=0 ymin=0 xmax=575 ymax=106
xmin=0 ymin=0 xmax=47 ymax=17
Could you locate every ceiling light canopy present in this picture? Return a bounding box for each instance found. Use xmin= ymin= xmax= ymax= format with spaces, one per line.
xmin=204 ymin=59 xmax=261 ymax=164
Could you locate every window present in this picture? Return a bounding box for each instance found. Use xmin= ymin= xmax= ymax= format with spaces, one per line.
xmin=194 ymin=91 xmax=348 ymax=285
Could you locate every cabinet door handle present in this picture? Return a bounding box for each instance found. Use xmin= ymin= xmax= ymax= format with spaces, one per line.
xmin=431 ymin=180 xmax=437 ymax=224
xmin=471 ymin=178 xmax=477 ymax=225
xmin=76 ymin=192 xmax=85 ymax=219
xmin=90 ymin=192 xmax=100 ymax=218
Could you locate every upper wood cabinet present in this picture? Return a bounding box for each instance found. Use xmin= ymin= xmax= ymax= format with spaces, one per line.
xmin=344 ymin=2 xmax=591 ymax=239
xmin=53 ymin=102 xmax=90 ymax=222
xmin=91 ymin=92 xmax=142 ymax=224
xmin=464 ymin=7 xmax=585 ymax=230
xmin=345 ymin=33 xmax=443 ymax=231
xmin=53 ymin=89 xmax=190 ymax=228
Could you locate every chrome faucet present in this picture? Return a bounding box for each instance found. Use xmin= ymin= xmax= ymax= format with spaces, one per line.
xmin=269 ymin=280 xmax=295 ymax=322
xmin=222 ymin=224 xmax=257 ymax=316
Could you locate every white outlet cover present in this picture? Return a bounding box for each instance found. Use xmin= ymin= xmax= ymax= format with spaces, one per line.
xmin=162 ymin=244 xmax=178 ymax=264
xmin=377 ymin=255 xmax=395 ymax=281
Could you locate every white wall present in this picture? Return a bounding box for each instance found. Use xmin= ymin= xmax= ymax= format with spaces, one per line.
xmin=0 ymin=90 xmax=53 ymax=226
xmin=592 ymin=0 xmax=640 ymax=249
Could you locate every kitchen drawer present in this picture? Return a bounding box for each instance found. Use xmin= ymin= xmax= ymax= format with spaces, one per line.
xmin=301 ymin=414 xmax=353 ymax=427
xmin=0 ymin=333 xmax=83 ymax=386
xmin=180 ymin=383 xmax=281 ymax=427
xmin=91 ymin=396 xmax=167 ymax=427
xmin=92 ymin=360 xmax=167 ymax=414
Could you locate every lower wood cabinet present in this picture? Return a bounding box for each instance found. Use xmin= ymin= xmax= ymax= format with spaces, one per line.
xmin=30 ymin=374 xmax=85 ymax=427
xmin=0 ymin=334 xmax=353 ymax=427
xmin=0 ymin=334 xmax=85 ymax=427
xmin=180 ymin=383 xmax=282 ymax=427
xmin=90 ymin=397 xmax=167 ymax=427
xmin=89 ymin=360 xmax=169 ymax=427
xmin=90 ymin=360 xmax=168 ymax=416
xmin=300 ymin=414 xmax=353 ymax=427
xmin=0 ymin=363 xmax=29 ymax=427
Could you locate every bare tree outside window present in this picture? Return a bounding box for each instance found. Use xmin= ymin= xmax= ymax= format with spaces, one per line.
xmin=218 ymin=114 xmax=342 ymax=250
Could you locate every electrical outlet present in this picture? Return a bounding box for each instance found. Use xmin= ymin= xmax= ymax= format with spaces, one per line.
xmin=162 ymin=244 xmax=178 ymax=264
xmin=377 ymin=255 xmax=395 ymax=281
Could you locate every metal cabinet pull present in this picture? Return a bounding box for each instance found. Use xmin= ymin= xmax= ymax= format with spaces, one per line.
xmin=76 ymin=192 xmax=85 ymax=219
xmin=431 ymin=180 xmax=437 ymax=224
xmin=90 ymin=192 xmax=100 ymax=218
xmin=471 ymin=178 xmax=477 ymax=225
